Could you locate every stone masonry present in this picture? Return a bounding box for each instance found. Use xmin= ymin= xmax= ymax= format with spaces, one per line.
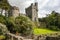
xmin=6 ymin=32 xmax=60 ymax=40
xmin=0 ymin=2 xmax=38 ymax=23
xmin=8 ymin=6 xmax=20 ymax=18
xmin=25 ymin=2 xmax=38 ymax=22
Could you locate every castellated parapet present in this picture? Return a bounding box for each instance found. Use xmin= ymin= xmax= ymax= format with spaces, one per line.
xmin=25 ymin=2 xmax=38 ymax=22
xmin=8 ymin=6 xmax=20 ymax=18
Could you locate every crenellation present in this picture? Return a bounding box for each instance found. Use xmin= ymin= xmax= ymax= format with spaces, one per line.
xmin=0 ymin=2 xmax=38 ymax=23
xmin=25 ymin=2 xmax=38 ymax=22
xmin=8 ymin=6 xmax=20 ymax=18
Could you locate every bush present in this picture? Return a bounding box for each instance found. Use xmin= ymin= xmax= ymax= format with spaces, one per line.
xmin=15 ymin=16 xmax=35 ymax=35
xmin=0 ymin=23 xmax=8 ymax=35
xmin=6 ymin=16 xmax=36 ymax=35
xmin=6 ymin=17 xmax=16 ymax=33
xmin=0 ymin=15 xmax=6 ymax=24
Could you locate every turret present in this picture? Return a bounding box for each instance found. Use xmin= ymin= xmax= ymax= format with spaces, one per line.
xmin=25 ymin=2 xmax=38 ymax=23
xmin=35 ymin=2 xmax=38 ymax=11
xmin=8 ymin=6 xmax=20 ymax=18
xmin=31 ymin=3 xmax=33 ymax=6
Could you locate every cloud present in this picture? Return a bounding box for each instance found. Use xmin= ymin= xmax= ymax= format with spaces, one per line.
xmin=38 ymin=0 xmax=60 ymax=18
xmin=8 ymin=0 xmax=60 ymax=18
xmin=47 ymin=0 xmax=59 ymax=7
xmin=8 ymin=0 xmax=34 ymax=13
xmin=38 ymin=9 xmax=51 ymax=18
xmin=38 ymin=0 xmax=49 ymax=9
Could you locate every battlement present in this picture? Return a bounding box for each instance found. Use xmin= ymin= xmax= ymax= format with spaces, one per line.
xmin=25 ymin=2 xmax=38 ymax=22
xmin=8 ymin=6 xmax=20 ymax=18
xmin=11 ymin=6 xmax=19 ymax=10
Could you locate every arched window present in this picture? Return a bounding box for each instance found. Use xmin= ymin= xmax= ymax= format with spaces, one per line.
xmin=35 ymin=17 xmax=36 ymax=21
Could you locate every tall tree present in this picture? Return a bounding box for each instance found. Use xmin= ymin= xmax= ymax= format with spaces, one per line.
xmin=0 ymin=0 xmax=11 ymax=14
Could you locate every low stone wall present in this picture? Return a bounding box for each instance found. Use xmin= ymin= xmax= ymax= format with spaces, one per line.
xmin=6 ymin=33 xmax=33 ymax=40
xmin=46 ymin=36 xmax=60 ymax=40
xmin=5 ymin=32 xmax=60 ymax=40
xmin=35 ymin=32 xmax=60 ymax=40
xmin=6 ymin=33 xmax=24 ymax=40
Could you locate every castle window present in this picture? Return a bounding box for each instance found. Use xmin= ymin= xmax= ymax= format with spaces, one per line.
xmin=35 ymin=17 xmax=36 ymax=21
xmin=34 ymin=8 xmax=35 ymax=9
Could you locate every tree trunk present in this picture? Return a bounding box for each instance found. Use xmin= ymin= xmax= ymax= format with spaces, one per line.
xmin=1 ymin=9 xmax=3 ymax=15
xmin=5 ymin=10 xmax=8 ymax=17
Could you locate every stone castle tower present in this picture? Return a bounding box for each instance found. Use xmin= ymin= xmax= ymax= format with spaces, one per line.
xmin=8 ymin=6 xmax=20 ymax=18
xmin=25 ymin=2 xmax=38 ymax=22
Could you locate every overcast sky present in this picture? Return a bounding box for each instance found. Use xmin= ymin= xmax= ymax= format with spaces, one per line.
xmin=8 ymin=0 xmax=60 ymax=18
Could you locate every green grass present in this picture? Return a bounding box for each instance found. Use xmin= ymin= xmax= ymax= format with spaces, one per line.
xmin=33 ymin=28 xmax=57 ymax=35
xmin=0 ymin=35 xmax=5 ymax=39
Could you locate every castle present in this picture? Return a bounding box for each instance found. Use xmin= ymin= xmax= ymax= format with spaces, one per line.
xmin=25 ymin=2 xmax=38 ymax=22
xmin=0 ymin=2 xmax=38 ymax=22
xmin=8 ymin=6 xmax=20 ymax=18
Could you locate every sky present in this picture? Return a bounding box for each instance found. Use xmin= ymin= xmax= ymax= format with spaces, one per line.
xmin=8 ymin=0 xmax=60 ymax=18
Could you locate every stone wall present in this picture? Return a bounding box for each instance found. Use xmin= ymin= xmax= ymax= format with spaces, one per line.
xmin=8 ymin=6 xmax=20 ymax=18
xmin=6 ymin=33 xmax=33 ymax=40
xmin=46 ymin=36 xmax=60 ymax=40
xmin=35 ymin=32 xmax=60 ymax=40
xmin=6 ymin=32 xmax=60 ymax=40
xmin=25 ymin=2 xmax=38 ymax=22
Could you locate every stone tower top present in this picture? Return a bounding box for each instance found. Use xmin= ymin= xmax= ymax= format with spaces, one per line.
xmin=35 ymin=2 xmax=38 ymax=6
xmin=35 ymin=2 xmax=38 ymax=11
xmin=31 ymin=2 xmax=38 ymax=9
xmin=31 ymin=2 xmax=38 ymax=6
xmin=11 ymin=6 xmax=19 ymax=10
xmin=25 ymin=2 xmax=38 ymax=22
xmin=8 ymin=6 xmax=20 ymax=18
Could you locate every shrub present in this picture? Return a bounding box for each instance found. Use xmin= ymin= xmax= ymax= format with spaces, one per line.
xmin=15 ymin=16 xmax=35 ymax=35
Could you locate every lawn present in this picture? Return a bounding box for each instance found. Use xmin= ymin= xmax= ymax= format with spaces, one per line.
xmin=33 ymin=28 xmax=57 ymax=35
xmin=0 ymin=35 xmax=5 ymax=40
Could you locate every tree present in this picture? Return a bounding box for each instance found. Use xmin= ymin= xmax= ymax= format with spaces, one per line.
xmin=5 ymin=16 xmax=35 ymax=35
xmin=15 ymin=16 xmax=35 ymax=35
xmin=0 ymin=23 xmax=8 ymax=35
xmin=39 ymin=11 xmax=60 ymax=31
xmin=6 ymin=17 xmax=16 ymax=33
xmin=0 ymin=14 xmax=6 ymax=24
xmin=45 ymin=11 xmax=60 ymax=30
xmin=0 ymin=0 xmax=11 ymax=14
xmin=0 ymin=23 xmax=8 ymax=40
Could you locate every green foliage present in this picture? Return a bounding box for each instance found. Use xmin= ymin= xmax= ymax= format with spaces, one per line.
xmin=33 ymin=28 xmax=59 ymax=35
xmin=5 ymin=16 xmax=35 ymax=35
xmin=0 ymin=14 xmax=35 ymax=35
xmin=0 ymin=35 xmax=5 ymax=40
xmin=0 ymin=0 xmax=11 ymax=10
xmin=0 ymin=15 xmax=6 ymax=24
xmin=46 ymin=11 xmax=60 ymax=30
xmin=6 ymin=17 xmax=16 ymax=33
xmin=0 ymin=29 xmax=3 ymax=35
xmin=0 ymin=23 xmax=8 ymax=40
xmin=0 ymin=15 xmax=8 ymax=36
xmin=39 ymin=11 xmax=60 ymax=31
xmin=0 ymin=23 xmax=8 ymax=35
xmin=15 ymin=16 xmax=35 ymax=35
